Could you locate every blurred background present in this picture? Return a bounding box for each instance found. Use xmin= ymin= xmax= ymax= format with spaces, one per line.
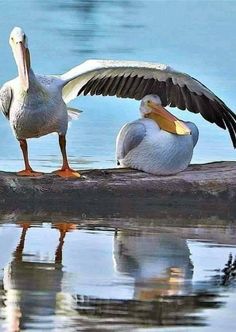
xmin=0 ymin=0 xmax=235 ymax=172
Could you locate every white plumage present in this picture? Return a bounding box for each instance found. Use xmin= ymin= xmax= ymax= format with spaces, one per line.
xmin=116 ymin=95 xmax=199 ymax=175
xmin=116 ymin=120 xmax=198 ymax=175
xmin=8 ymin=73 xmax=67 ymax=139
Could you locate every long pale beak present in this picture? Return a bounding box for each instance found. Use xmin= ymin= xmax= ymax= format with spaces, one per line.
xmin=146 ymin=101 xmax=191 ymax=135
xmin=15 ymin=41 xmax=29 ymax=92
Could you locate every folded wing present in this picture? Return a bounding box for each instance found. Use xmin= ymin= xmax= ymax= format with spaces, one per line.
xmin=0 ymin=85 xmax=12 ymax=119
xmin=116 ymin=121 xmax=147 ymax=162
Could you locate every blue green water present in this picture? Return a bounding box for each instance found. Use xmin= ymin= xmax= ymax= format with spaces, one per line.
xmin=0 ymin=0 xmax=235 ymax=172
xmin=0 ymin=219 xmax=236 ymax=331
xmin=0 ymin=3 xmax=236 ymax=329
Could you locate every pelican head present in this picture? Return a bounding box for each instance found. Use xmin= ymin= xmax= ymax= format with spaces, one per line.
xmin=140 ymin=94 xmax=191 ymax=135
xmin=9 ymin=27 xmax=30 ymax=92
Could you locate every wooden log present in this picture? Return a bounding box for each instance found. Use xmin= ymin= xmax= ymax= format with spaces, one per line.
xmin=0 ymin=161 xmax=235 ymax=220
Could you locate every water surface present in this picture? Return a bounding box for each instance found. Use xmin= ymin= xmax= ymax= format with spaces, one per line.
xmin=0 ymin=0 xmax=235 ymax=172
xmin=0 ymin=218 xmax=236 ymax=331
xmin=1 ymin=3 xmax=236 ymax=331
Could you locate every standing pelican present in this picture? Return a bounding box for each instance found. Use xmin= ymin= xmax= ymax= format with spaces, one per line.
xmin=116 ymin=95 xmax=199 ymax=175
xmin=0 ymin=27 xmax=235 ymax=177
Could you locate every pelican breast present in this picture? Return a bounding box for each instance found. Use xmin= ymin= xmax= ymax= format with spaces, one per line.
xmin=8 ymin=74 xmax=68 ymax=139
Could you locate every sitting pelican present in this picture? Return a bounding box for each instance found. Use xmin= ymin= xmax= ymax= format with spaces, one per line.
xmin=116 ymin=95 xmax=199 ymax=175
xmin=0 ymin=27 xmax=235 ymax=177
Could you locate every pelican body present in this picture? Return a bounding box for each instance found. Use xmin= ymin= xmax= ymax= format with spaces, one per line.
xmin=0 ymin=27 xmax=235 ymax=177
xmin=116 ymin=95 xmax=199 ymax=175
xmin=0 ymin=27 xmax=80 ymax=177
xmin=8 ymin=72 xmax=68 ymax=138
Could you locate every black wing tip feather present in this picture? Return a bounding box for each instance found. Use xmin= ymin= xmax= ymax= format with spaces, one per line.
xmin=211 ymin=96 xmax=236 ymax=148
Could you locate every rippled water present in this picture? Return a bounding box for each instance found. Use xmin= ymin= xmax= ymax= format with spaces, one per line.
xmin=0 ymin=0 xmax=235 ymax=172
xmin=0 ymin=218 xmax=236 ymax=331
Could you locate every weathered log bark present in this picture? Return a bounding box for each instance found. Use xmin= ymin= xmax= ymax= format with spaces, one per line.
xmin=0 ymin=161 xmax=235 ymax=220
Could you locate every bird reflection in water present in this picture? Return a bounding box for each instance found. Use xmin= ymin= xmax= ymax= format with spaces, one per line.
xmin=72 ymin=230 xmax=222 ymax=328
xmin=0 ymin=223 xmax=225 ymax=330
xmin=113 ymin=231 xmax=194 ymax=300
xmin=1 ymin=222 xmax=76 ymax=332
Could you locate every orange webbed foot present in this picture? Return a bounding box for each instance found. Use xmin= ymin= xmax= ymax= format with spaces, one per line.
xmin=17 ymin=169 xmax=43 ymax=177
xmin=53 ymin=168 xmax=81 ymax=178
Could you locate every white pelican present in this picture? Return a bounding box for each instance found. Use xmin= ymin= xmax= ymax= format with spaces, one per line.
xmin=116 ymin=95 xmax=199 ymax=175
xmin=0 ymin=27 xmax=235 ymax=177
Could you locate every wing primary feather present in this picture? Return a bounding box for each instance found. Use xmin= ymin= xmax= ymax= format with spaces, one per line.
xmin=126 ymin=76 xmax=143 ymax=98
xmin=196 ymin=95 xmax=215 ymax=123
xmin=206 ymin=100 xmax=226 ymax=129
xmin=166 ymin=78 xmax=174 ymax=106
xmin=103 ymin=76 xmax=121 ymax=96
xmin=227 ymin=112 xmax=236 ymax=131
xmin=89 ymin=78 xmax=102 ymax=95
xmin=134 ymin=79 xmax=152 ymax=100
xmin=101 ymin=76 xmax=117 ymax=95
xmin=226 ymin=106 xmax=236 ymax=122
xmin=83 ymin=77 xmax=98 ymax=95
xmin=210 ymin=98 xmax=236 ymax=132
xmin=222 ymin=109 xmax=236 ymax=133
xmin=108 ymin=75 xmax=124 ymax=96
xmin=95 ymin=76 xmax=111 ymax=95
xmin=182 ymin=85 xmax=195 ymax=112
xmin=151 ymin=80 xmax=168 ymax=106
xmin=142 ymin=78 xmax=156 ymax=99
xmin=188 ymin=92 xmax=201 ymax=114
xmin=121 ymin=75 xmax=137 ymax=98
xmin=77 ymin=76 xmax=95 ymax=95
xmin=222 ymin=112 xmax=236 ymax=148
xmin=116 ymin=75 xmax=131 ymax=97
xmin=114 ymin=75 xmax=130 ymax=97
xmin=175 ymin=85 xmax=186 ymax=110
xmin=169 ymin=83 xmax=179 ymax=108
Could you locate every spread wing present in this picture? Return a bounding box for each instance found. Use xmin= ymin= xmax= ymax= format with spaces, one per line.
xmin=116 ymin=121 xmax=146 ymax=162
xmin=0 ymin=84 xmax=12 ymax=119
xmin=61 ymin=59 xmax=236 ymax=147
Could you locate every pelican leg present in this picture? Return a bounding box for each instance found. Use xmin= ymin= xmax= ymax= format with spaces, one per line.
xmin=54 ymin=223 xmax=77 ymax=263
xmin=53 ymin=135 xmax=80 ymax=178
xmin=17 ymin=139 xmax=42 ymax=176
